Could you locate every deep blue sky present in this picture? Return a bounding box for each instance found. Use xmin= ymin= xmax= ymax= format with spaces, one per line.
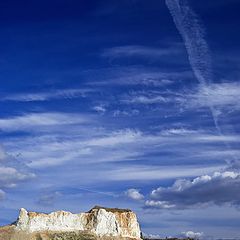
xmin=0 ymin=0 xmax=240 ymax=239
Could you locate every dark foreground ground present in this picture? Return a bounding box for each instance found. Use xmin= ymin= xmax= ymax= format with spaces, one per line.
xmin=0 ymin=225 xmax=133 ymax=240
xmin=144 ymin=239 xmax=194 ymax=240
xmin=0 ymin=225 xmax=195 ymax=240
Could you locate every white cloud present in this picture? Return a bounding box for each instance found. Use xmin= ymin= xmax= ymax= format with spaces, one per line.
xmin=0 ymin=112 xmax=89 ymax=132
xmin=0 ymin=146 xmax=35 ymax=200
xmin=113 ymin=109 xmax=139 ymax=117
xmin=125 ymin=188 xmax=144 ymax=201
xmin=123 ymin=95 xmax=167 ymax=104
xmin=4 ymin=128 xmax=143 ymax=168
xmin=145 ymin=200 xmax=175 ymax=209
xmin=0 ymin=166 xmax=35 ymax=188
xmin=86 ymin=129 xmax=142 ymax=147
xmin=146 ymin=171 xmax=240 ymax=209
xmin=160 ymin=128 xmax=199 ymax=136
xmin=1 ymin=88 xmax=93 ymax=102
xmin=107 ymin=165 xmax=224 ymax=181
xmin=188 ymin=83 xmax=240 ymax=110
xmin=87 ymin=66 xmax=190 ymax=87
xmin=166 ymin=0 xmax=212 ymax=87
xmin=3 ymin=122 xmax=240 ymax=169
xmin=93 ymin=105 xmax=106 ymax=114
xmin=182 ymin=231 xmax=204 ymax=239
xmin=101 ymin=45 xmax=182 ymax=59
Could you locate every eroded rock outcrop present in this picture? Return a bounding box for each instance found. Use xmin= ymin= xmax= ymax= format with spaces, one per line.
xmin=15 ymin=206 xmax=141 ymax=239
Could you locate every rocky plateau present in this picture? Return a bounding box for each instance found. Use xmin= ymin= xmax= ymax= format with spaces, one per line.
xmin=0 ymin=206 xmax=142 ymax=240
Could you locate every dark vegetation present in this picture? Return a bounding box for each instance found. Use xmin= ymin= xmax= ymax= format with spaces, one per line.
xmin=89 ymin=206 xmax=132 ymax=213
xmin=143 ymin=238 xmax=195 ymax=240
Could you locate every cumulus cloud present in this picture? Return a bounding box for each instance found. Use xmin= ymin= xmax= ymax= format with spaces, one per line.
xmin=145 ymin=200 xmax=175 ymax=209
xmin=142 ymin=233 xmax=162 ymax=239
xmin=125 ymin=188 xmax=144 ymax=201
xmin=182 ymin=231 xmax=203 ymax=239
xmin=143 ymin=231 xmax=203 ymax=240
xmin=145 ymin=171 xmax=240 ymax=209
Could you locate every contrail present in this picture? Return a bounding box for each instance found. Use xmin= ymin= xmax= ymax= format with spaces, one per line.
xmin=165 ymin=0 xmax=220 ymax=128
xmin=165 ymin=0 xmax=238 ymax=166
xmin=165 ymin=0 xmax=212 ymax=86
xmin=76 ymin=186 xmax=117 ymax=197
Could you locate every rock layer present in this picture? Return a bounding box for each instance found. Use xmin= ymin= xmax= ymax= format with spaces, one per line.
xmin=15 ymin=206 xmax=141 ymax=239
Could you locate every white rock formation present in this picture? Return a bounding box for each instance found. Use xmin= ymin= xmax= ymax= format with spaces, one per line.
xmin=15 ymin=206 xmax=141 ymax=239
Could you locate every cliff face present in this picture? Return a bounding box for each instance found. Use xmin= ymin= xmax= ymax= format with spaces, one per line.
xmin=15 ymin=206 xmax=141 ymax=239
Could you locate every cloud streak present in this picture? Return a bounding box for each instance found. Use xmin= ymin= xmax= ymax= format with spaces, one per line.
xmin=3 ymin=119 xmax=240 ymax=169
xmin=187 ymin=83 xmax=240 ymax=110
xmin=165 ymin=0 xmax=212 ymax=86
xmin=1 ymin=89 xmax=93 ymax=102
xmin=165 ymin=0 xmax=239 ymax=166
xmin=0 ymin=112 xmax=89 ymax=132
xmin=102 ymin=45 xmax=182 ymax=59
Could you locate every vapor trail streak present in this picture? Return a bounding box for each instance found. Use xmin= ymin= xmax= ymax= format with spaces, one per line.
xmin=165 ymin=0 xmax=238 ymax=165
xmin=165 ymin=0 xmax=221 ymax=129
xmin=77 ymin=186 xmax=117 ymax=197
xmin=165 ymin=0 xmax=212 ymax=86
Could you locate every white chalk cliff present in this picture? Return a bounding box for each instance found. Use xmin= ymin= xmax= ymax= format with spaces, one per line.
xmin=15 ymin=206 xmax=141 ymax=239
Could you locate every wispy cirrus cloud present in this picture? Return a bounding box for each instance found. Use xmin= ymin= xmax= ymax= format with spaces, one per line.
xmin=1 ymin=88 xmax=93 ymax=102
xmin=123 ymin=95 xmax=167 ymax=104
xmin=86 ymin=67 xmax=192 ymax=87
xmin=0 ymin=146 xmax=35 ymax=201
xmin=0 ymin=112 xmax=89 ymax=132
xmin=187 ymin=82 xmax=240 ymax=110
xmin=8 ymin=129 xmax=143 ymax=168
xmin=101 ymin=45 xmax=183 ymax=59
xmin=120 ymin=82 xmax=240 ymax=119
xmin=107 ymin=165 xmax=224 ymax=181
xmin=92 ymin=105 xmax=107 ymax=114
xmin=165 ymin=0 xmax=240 ymax=171
xmin=3 ymin=120 xmax=240 ymax=169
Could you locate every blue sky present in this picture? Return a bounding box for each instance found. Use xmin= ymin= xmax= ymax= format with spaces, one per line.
xmin=0 ymin=0 xmax=240 ymax=239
